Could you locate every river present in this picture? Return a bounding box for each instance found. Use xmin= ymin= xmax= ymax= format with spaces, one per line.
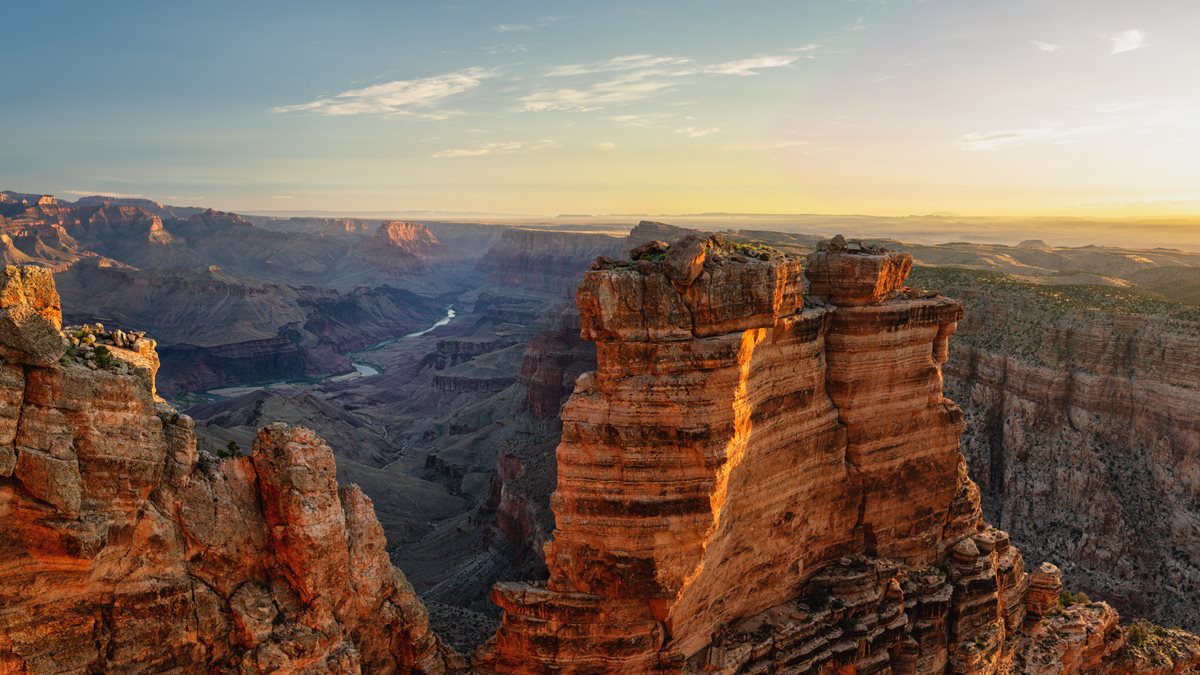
xmin=197 ymin=306 xmax=456 ymax=400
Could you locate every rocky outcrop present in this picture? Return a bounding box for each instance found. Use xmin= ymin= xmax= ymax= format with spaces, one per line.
xmin=476 ymin=238 xmax=1199 ymax=673
xmin=0 ymin=265 xmax=454 ymax=673
xmin=358 ymin=221 xmax=440 ymax=274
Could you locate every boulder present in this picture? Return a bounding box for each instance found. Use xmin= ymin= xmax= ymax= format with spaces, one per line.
xmin=663 ymin=234 xmax=708 ymax=286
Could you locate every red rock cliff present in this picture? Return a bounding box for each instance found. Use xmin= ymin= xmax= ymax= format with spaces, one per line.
xmin=476 ymin=236 xmax=1200 ymax=674
xmin=0 ymin=265 xmax=455 ymax=673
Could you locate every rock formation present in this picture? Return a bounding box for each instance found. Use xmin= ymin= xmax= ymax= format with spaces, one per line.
xmin=3 ymin=245 xmax=1198 ymax=673
xmin=476 ymin=237 xmax=1200 ymax=673
xmin=0 ymin=265 xmax=454 ymax=672
xmin=359 ymin=221 xmax=441 ymax=274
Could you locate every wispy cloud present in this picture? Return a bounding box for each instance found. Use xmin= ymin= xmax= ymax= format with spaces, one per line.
xmin=847 ymin=16 xmax=867 ymax=32
xmin=955 ymin=125 xmax=1113 ymax=151
xmin=595 ymin=142 xmax=616 ymax=150
xmin=704 ymin=56 xmax=798 ymax=76
xmin=606 ymin=112 xmax=672 ymax=126
xmin=676 ymin=126 xmax=719 ymax=138
xmin=493 ymin=16 xmax=559 ymax=33
xmin=273 ymin=67 xmax=490 ymax=117
xmin=1107 ymin=29 xmax=1147 ymax=54
xmin=481 ymin=43 xmax=530 ymax=55
xmin=1030 ymin=40 xmax=1062 ymax=52
xmin=547 ymin=55 xmax=692 ymax=77
xmin=523 ymin=53 xmax=797 ymax=111
xmin=789 ymin=44 xmax=820 ymax=59
xmin=432 ymin=139 xmax=560 ymax=158
xmin=521 ymin=71 xmax=680 ymax=111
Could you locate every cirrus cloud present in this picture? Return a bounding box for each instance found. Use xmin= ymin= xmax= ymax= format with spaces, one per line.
xmin=522 ymin=53 xmax=798 ymax=112
xmin=1107 ymin=29 xmax=1147 ymax=55
xmin=273 ymin=67 xmax=491 ymax=117
xmin=955 ymin=125 xmax=1114 ymax=151
xmin=432 ymin=139 xmax=560 ymax=158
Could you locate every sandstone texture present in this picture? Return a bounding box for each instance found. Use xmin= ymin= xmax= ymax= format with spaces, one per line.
xmin=0 ymin=265 xmax=453 ymax=673
xmin=477 ymin=237 xmax=1200 ymax=673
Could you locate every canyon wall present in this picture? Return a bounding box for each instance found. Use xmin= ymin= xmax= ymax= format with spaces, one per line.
xmin=479 ymin=229 xmax=624 ymax=296
xmin=476 ymin=237 xmax=1200 ymax=673
xmin=910 ymin=266 xmax=1200 ymax=631
xmin=0 ymin=266 xmax=455 ymax=672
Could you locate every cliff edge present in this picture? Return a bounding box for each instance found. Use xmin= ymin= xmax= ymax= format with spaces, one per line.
xmin=0 ymin=266 xmax=455 ymax=672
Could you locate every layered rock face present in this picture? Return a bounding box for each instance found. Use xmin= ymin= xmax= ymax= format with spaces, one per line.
xmin=477 ymin=237 xmax=1200 ymax=673
xmin=359 ymin=221 xmax=441 ymax=274
xmin=931 ymin=278 xmax=1200 ymax=631
xmin=479 ymin=229 xmax=624 ymax=296
xmin=0 ymin=265 xmax=453 ymax=673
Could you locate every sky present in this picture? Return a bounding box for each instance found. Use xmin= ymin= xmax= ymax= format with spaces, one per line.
xmin=3 ymin=0 xmax=1200 ymax=219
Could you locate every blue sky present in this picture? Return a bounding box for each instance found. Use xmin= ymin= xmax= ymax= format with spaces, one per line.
xmin=3 ymin=0 xmax=1199 ymax=217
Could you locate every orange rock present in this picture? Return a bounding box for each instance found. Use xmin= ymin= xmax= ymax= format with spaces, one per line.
xmin=480 ymin=238 xmax=1198 ymax=674
xmin=807 ymin=247 xmax=913 ymax=307
xmin=0 ymin=265 xmax=452 ymax=673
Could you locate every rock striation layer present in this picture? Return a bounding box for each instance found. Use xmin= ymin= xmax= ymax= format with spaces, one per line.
xmin=0 ymin=265 xmax=454 ymax=673
xmin=477 ymin=237 xmax=1200 ymax=673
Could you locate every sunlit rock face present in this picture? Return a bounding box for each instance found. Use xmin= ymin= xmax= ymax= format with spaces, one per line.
xmin=0 ymin=265 xmax=453 ymax=673
xmin=476 ymin=238 xmax=1200 ymax=674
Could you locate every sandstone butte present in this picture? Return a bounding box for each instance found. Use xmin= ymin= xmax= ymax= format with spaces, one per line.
xmin=0 ymin=240 xmax=1196 ymax=674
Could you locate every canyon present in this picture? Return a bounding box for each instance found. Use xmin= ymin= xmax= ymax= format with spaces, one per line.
xmin=2 ymin=235 xmax=1198 ymax=672
xmin=2 ymin=188 xmax=1199 ymax=672
xmin=0 ymin=193 xmax=476 ymax=397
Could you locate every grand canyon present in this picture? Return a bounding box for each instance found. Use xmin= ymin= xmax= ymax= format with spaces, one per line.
xmin=0 ymin=189 xmax=1198 ymax=673
xmin=5 ymin=2 xmax=1200 ymax=672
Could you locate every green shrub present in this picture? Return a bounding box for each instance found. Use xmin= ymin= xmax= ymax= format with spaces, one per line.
xmin=218 ymin=440 xmax=242 ymax=459
xmin=1059 ymin=590 xmax=1091 ymax=606
xmin=93 ymin=345 xmax=118 ymax=370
